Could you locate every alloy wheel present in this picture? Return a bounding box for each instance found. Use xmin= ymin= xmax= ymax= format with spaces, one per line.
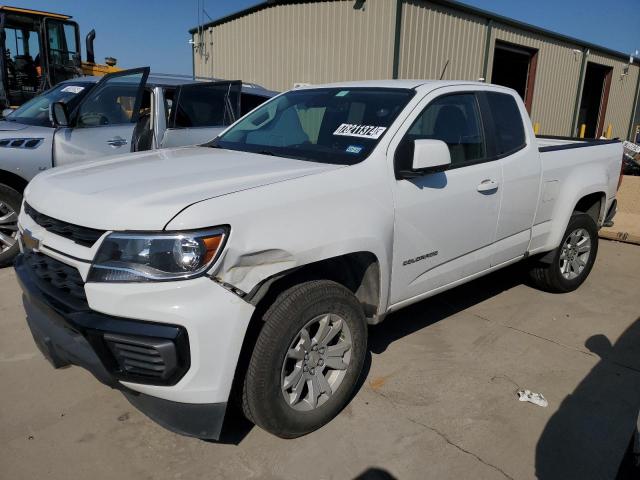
xmin=281 ymin=313 xmax=352 ymax=411
xmin=559 ymin=228 xmax=591 ymax=280
xmin=0 ymin=201 xmax=18 ymax=254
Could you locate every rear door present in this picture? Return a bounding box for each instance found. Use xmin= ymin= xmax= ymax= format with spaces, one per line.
xmin=481 ymin=91 xmax=541 ymax=266
xmin=53 ymin=67 xmax=149 ymax=167
xmin=160 ymin=80 xmax=241 ymax=148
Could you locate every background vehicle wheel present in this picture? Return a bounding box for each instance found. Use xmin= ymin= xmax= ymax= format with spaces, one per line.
xmin=0 ymin=185 xmax=21 ymax=267
xmin=242 ymin=280 xmax=367 ymax=438
xmin=528 ymin=213 xmax=599 ymax=293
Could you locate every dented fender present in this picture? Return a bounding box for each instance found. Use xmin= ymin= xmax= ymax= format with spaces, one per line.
xmin=165 ymin=160 xmax=396 ymax=315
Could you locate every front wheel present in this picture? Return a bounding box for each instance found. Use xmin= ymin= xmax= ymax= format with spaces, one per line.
xmin=528 ymin=213 xmax=599 ymax=293
xmin=242 ymin=280 xmax=367 ymax=438
xmin=0 ymin=185 xmax=22 ymax=267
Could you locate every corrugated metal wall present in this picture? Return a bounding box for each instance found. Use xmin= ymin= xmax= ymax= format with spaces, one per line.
xmin=194 ymin=0 xmax=396 ymax=91
xmin=193 ymin=0 xmax=640 ymax=139
xmin=397 ymin=1 xmax=487 ymax=82
xmin=487 ymin=25 xmax=583 ymax=136
xmin=586 ymin=51 xmax=639 ymax=139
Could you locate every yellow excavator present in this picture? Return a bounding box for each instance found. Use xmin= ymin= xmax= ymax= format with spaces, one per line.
xmin=0 ymin=5 xmax=120 ymax=109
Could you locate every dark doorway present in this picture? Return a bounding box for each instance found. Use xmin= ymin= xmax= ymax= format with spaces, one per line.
xmin=491 ymin=41 xmax=538 ymax=113
xmin=577 ymin=62 xmax=613 ymax=138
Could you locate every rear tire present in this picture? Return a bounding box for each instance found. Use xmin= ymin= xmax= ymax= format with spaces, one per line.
xmin=0 ymin=185 xmax=22 ymax=268
xmin=242 ymin=280 xmax=367 ymax=438
xmin=528 ymin=213 xmax=598 ymax=293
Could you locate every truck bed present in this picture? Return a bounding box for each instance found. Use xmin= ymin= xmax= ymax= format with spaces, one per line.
xmin=536 ymin=135 xmax=620 ymax=152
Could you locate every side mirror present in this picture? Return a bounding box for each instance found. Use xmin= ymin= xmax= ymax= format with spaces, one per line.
xmin=49 ymin=102 xmax=69 ymax=127
xmin=1 ymin=108 xmax=14 ymax=118
xmin=412 ymin=139 xmax=451 ymax=173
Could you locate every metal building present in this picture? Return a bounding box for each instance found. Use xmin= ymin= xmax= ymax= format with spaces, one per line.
xmin=190 ymin=0 xmax=640 ymax=140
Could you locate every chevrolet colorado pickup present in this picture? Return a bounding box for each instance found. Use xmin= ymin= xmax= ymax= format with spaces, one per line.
xmin=15 ymin=80 xmax=622 ymax=439
xmin=0 ymin=67 xmax=275 ymax=266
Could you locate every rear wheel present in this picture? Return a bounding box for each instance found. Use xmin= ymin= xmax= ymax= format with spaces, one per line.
xmin=0 ymin=185 xmax=21 ymax=267
xmin=242 ymin=280 xmax=367 ymax=438
xmin=528 ymin=213 xmax=598 ymax=293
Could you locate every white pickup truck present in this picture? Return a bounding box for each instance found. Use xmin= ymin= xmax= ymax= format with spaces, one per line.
xmin=15 ymin=80 xmax=622 ymax=440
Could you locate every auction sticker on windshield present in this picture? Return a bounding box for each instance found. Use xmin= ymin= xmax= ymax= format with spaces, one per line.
xmin=61 ymin=85 xmax=85 ymax=94
xmin=333 ymin=123 xmax=387 ymax=139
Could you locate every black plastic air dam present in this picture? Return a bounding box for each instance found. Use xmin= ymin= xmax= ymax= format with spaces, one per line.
xmin=124 ymin=392 xmax=227 ymax=440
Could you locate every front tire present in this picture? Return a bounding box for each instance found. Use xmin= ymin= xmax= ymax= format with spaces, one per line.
xmin=528 ymin=213 xmax=599 ymax=293
xmin=0 ymin=185 xmax=22 ymax=267
xmin=242 ymin=280 xmax=367 ymax=438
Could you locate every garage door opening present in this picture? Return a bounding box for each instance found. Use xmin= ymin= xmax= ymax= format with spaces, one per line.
xmin=491 ymin=41 xmax=538 ymax=113
xmin=576 ymin=62 xmax=613 ymax=138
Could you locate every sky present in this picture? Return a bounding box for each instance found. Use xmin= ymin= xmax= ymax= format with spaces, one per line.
xmin=14 ymin=0 xmax=640 ymax=75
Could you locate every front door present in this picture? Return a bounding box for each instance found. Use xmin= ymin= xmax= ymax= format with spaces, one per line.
xmin=160 ymin=80 xmax=241 ymax=148
xmin=53 ymin=67 xmax=149 ymax=167
xmin=389 ymin=89 xmax=502 ymax=306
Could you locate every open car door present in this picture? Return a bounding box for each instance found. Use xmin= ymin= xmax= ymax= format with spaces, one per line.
xmin=42 ymin=17 xmax=81 ymax=88
xmin=52 ymin=67 xmax=150 ymax=167
xmin=160 ymin=80 xmax=241 ymax=148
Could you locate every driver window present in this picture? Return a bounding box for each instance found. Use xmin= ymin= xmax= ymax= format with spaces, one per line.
xmin=76 ymin=72 xmax=145 ymax=127
xmin=398 ymin=93 xmax=486 ymax=169
xmin=77 ymin=85 xmax=137 ymax=127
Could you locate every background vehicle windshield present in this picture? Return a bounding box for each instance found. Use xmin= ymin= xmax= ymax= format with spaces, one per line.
xmin=5 ymin=82 xmax=92 ymax=127
xmin=214 ymin=87 xmax=415 ymax=165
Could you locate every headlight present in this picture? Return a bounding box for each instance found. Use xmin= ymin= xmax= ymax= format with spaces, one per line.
xmin=88 ymin=227 xmax=227 ymax=282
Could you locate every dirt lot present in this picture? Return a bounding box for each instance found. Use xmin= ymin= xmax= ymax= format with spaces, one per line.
xmin=1 ymin=240 xmax=639 ymax=480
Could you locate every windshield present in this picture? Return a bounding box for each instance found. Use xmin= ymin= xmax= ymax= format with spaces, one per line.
xmin=5 ymin=82 xmax=92 ymax=127
xmin=214 ymin=87 xmax=415 ymax=165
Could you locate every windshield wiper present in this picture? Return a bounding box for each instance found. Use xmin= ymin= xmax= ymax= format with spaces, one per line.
xmin=257 ymin=150 xmax=276 ymax=156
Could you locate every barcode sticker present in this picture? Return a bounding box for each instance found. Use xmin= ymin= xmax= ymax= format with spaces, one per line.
xmin=333 ymin=123 xmax=386 ymax=139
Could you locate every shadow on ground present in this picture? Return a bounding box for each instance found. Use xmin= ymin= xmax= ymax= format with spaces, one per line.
xmin=535 ymin=318 xmax=640 ymax=479
xmin=369 ymin=263 xmax=525 ymax=354
xmin=216 ymin=264 xmax=525 ymax=444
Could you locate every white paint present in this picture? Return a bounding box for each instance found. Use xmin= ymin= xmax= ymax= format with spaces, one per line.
xmin=21 ymin=80 xmax=622 ymax=411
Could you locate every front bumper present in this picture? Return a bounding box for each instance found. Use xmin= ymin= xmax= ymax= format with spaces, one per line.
xmin=15 ymin=253 xmax=255 ymax=439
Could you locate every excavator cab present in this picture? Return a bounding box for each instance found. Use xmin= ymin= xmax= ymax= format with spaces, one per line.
xmin=0 ymin=6 xmax=81 ymax=109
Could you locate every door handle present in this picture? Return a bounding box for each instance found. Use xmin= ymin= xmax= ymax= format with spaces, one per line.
xmin=477 ymin=179 xmax=499 ymax=193
xmin=107 ymin=136 xmax=127 ymax=147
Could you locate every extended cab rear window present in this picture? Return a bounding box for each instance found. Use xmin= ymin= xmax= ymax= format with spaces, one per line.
xmin=213 ymin=88 xmax=415 ymax=165
xmin=485 ymin=92 xmax=526 ymax=156
xmin=171 ymin=84 xmax=238 ymax=128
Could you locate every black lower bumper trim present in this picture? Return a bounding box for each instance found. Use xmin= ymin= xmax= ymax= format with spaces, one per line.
xmin=124 ymin=392 xmax=227 ymax=440
xmin=14 ymin=253 xmax=225 ymax=439
xmin=14 ymin=253 xmax=190 ymax=386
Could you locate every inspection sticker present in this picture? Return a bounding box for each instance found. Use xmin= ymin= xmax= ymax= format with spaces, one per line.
xmin=333 ymin=123 xmax=386 ymax=139
xmin=61 ymin=85 xmax=85 ymax=94
xmin=345 ymin=145 xmax=363 ymax=154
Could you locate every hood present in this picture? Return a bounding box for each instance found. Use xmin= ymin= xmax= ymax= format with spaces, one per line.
xmin=26 ymin=146 xmax=344 ymax=230
xmin=0 ymin=120 xmax=30 ymax=131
